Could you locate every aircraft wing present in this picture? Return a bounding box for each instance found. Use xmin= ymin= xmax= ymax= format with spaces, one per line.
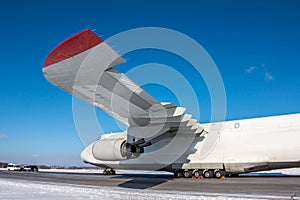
xmin=43 ymin=30 xmax=204 ymax=151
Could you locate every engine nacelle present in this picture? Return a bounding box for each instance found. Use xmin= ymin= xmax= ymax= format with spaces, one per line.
xmin=92 ymin=139 xmax=143 ymax=161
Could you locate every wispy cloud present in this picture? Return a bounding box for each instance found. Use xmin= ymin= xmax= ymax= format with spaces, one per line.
xmin=265 ymin=72 xmax=274 ymax=81
xmin=0 ymin=134 xmax=8 ymax=139
xmin=245 ymin=66 xmax=257 ymax=73
xmin=32 ymin=154 xmax=40 ymax=158
xmin=246 ymin=64 xmax=274 ymax=81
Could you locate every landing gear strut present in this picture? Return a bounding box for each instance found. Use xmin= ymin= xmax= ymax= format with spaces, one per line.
xmin=103 ymin=168 xmax=116 ymax=175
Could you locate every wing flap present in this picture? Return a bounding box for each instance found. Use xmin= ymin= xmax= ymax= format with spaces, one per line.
xmin=43 ymin=30 xmax=205 ymax=150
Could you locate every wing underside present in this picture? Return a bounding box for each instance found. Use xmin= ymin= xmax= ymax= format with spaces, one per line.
xmin=43 ymin=29 xmax=205 ymax=150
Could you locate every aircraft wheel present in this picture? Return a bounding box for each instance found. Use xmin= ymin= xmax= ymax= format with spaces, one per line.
xmin=183 ymin=170 xmax=192 ymax=178
xmin=111 ymin=169 xmax=116 ymax=175
xmin=174 ymin=171 xmax=183 ymax=178
xmin=203 ymin=170 xmax=212 ymax=178
xmin=214 ymin=170 xmax=222 ymax=178
xmin=193 ymin=170 xmax=201 ymax=178
xmin=104 ymin=168 xmax=116 ymax=175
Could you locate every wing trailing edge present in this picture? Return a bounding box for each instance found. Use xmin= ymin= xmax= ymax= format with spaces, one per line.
xmin=43 ymin=30 xmax=205 ymax=152
xmin=42 ymin=30 xmax=159 ymax=125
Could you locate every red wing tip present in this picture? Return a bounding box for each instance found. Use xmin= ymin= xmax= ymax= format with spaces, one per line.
xmin=43 ymin=29 xmax=103 ymax=68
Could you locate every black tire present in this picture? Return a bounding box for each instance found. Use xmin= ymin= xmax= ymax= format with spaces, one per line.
xmin=203 ymin=170 xmax=212 ymax=178
xmin=174 ymin=171 xmax=183 ymax=178
xmin=183 ymin=170 xmax=191 ymax=178
xmin=193 ymin=170 xmax=201 ymax=178
xmin=103 ymin=169 xmax=108 ymax=175
xmin=214 ymin=170 xmax=221 ymax=178
xmin=104 ymin=168 xmax=115 ymax=175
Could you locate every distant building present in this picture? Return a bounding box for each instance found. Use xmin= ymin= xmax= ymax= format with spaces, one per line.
xmin=0 ymin=162 xmax=8 ymax=168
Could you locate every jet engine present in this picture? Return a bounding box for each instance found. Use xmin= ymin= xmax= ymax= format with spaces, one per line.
xmin=92 ymin=139 xmax=143 ymax=161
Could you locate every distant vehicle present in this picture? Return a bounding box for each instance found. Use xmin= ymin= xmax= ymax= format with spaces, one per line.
xmin=7 ymin=163 xmax=22 ymax=171
xmin=23 ymin=165 xmax=39 ymax=172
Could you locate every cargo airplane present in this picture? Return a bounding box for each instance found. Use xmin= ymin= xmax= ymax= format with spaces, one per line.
xmin=43 ymin=30 xmax=300 ymax=178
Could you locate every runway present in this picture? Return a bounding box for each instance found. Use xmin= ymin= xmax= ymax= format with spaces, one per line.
xmin=0 ymin=170 xmax=300 ymax=199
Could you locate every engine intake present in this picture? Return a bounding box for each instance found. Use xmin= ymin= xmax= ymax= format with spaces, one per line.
xmin=92 ymin=139 xmax=143 ymax=161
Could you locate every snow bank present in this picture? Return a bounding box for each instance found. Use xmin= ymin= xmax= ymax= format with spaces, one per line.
xmin=0 ymin=179 xmax=286 ymax=200
xmin=242 ymin=167 xmax=300 ymax=176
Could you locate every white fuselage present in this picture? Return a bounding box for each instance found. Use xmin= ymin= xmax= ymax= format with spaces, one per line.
xmin=81 ymin=113 xmax=300 ymax=174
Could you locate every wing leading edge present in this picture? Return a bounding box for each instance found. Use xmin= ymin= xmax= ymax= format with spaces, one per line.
xmin=43 ymin=30 xmax=205 ymax=152
xmin=43 ymin=30 xmax=159 ymax=125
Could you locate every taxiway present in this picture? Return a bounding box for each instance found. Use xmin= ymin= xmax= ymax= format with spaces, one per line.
xmin=0 ymin=170 xmax=299 ymax=199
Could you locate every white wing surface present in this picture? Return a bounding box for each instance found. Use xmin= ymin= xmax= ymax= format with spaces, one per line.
xmin=43 ymin=30 xmax=204 ymax=151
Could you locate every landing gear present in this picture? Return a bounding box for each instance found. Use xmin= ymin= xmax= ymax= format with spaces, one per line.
xmin=203 ymin=170 xmax=213 ymax=178
xmin=183 ymin=170 xmax=192 ymax=178
xmin=174 ymin=170 xmax=193 ymax=178
xmin=174 ymin=170 xmax=183 ymax=178
xmin=103 ymin=168 xmax=116 ymax=175
xmin=174 ymin=169 xmax=225 ymax=179
xmin=193 ymin=170 xmax=201 ymax=178
xmin=214 ymin=170 xmax=222 ymax=178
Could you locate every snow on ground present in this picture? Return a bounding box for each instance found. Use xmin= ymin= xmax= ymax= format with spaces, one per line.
xmin=273 ymin=167 xmax=300 ymax=175
xmin=241 ymin=167 xmax=300 ymax=176
xmin=1 ymin=168 xmax=299 ymax=199
xmin=0 ymin=179 xmax=287 ymax=200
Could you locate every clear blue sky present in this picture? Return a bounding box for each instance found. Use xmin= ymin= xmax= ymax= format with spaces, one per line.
xmin=0 ymin=0 xmax=299 ymax=166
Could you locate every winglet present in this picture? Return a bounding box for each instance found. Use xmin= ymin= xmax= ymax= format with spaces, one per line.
xmin=43 ymin=29 xmax=103 ymax=68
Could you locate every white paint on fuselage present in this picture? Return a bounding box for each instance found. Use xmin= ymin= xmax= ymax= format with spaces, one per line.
xmin=187 ymin=113 xmax=300 ymax=172
xmin=81 ymin=113 xmax=300 ymax=173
